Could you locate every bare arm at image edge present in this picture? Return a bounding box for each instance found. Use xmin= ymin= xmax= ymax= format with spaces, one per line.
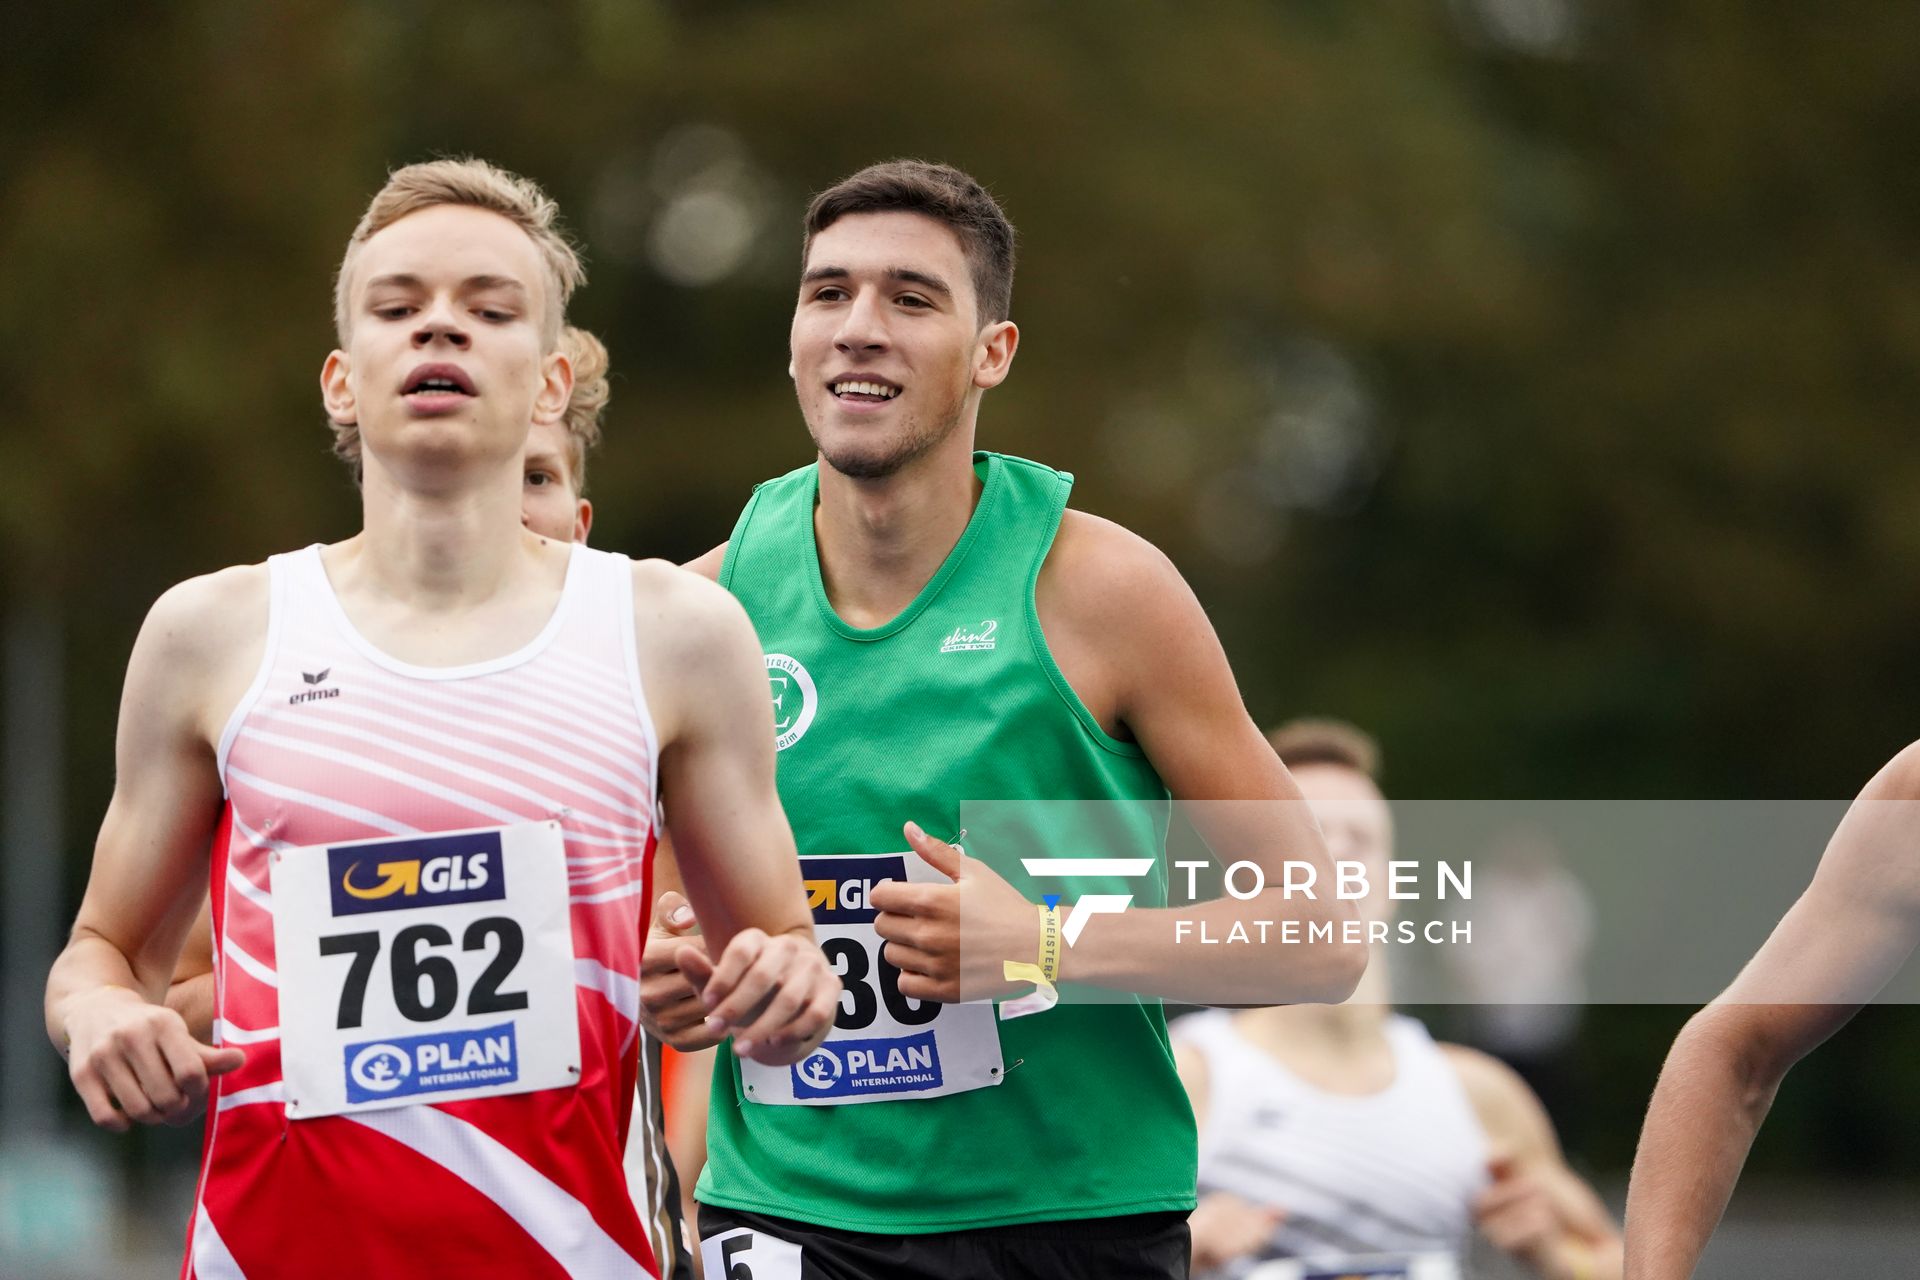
xmin=1624 ymin=744 xmax=1920 ymax=1278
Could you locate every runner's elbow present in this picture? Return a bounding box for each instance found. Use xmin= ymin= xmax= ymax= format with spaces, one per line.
xmin=1303 ymin=897 xmax=1366 ymax=1001
xmin=1322 ymin=931 xmax=1370 ymax=1002
xmin=1680 ymin=1004 xmax=1789 ymax=1118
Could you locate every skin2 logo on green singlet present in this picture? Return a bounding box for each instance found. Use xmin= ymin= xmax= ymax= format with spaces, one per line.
xmin=765 ymin=653 xmax=818 ymax=751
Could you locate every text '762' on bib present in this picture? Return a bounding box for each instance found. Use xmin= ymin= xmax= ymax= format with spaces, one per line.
xmin=271 ymin=820 xmax=581 ymax=1119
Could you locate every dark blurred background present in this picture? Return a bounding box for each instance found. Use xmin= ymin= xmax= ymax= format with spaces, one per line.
xmin=4 ymin=1 xmax=1919 ymax=1273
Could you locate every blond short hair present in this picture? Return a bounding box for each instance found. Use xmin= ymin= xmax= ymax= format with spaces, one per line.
xmin=1266 ymin=717 xmax=1382 ymax=782
xmin=555 ymin=325 xmax=610 ymax=490
xmin=330 ymin=158 xmax=586 ymax=470
xmin=333 ymin=157 xmax=583 ymax=345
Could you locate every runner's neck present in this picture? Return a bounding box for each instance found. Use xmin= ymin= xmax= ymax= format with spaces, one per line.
xmin=812 ymin=441 xmax=984 ymax=629
xmin=348 ymin=458 xmax=544 ymax=611
xmin=1234 ymin=1002 xmax=1402 ymax=1096
xmin=1239 ymin=999 xmax=1393 ymax=1048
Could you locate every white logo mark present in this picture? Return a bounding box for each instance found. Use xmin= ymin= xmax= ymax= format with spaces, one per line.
xmin=765 ymin=654 xmax=818 ymax=751
xmin=349 ymin=1043 xmax=412 ymax=1093
xmin=1020 ymin=858 xmax=1156 ymax=946
xmin=797 ymin=1049 xmax=842 ymax=1090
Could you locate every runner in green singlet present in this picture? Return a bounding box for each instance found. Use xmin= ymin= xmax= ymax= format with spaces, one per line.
xmin=638 ymin=160 xmax=1368 ymax=1280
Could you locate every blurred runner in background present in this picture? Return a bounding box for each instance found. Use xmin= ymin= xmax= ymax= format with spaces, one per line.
xmin=1178 ymin=719 xmax=1621 ymax=1280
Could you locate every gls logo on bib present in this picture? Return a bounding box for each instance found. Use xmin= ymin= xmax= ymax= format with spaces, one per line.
xmin=803 ymin=855 xmax=907 ymax=924
xmin=327 ymin=830 xmax=507 ymax=918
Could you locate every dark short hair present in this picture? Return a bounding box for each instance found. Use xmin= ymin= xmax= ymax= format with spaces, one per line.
xmin=1267 ymin=717 xmax=1382 ymax=782
xmin=803 ymin=159 xmax=1017 ymax=325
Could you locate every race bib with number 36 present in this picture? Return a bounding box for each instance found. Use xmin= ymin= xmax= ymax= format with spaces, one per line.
xmin=271 ymin=820 xmax=581 ymax=1119
xmin=740 ymin=851 xmax=1003 ymax=1106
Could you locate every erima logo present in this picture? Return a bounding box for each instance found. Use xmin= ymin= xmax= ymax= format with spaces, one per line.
xmin=1021 ymin=858 xmax=1156 ymax=946
xmin=800 ymin=855 xmax=906 ymax=925
xmin=289 ymin=667 xmax=340 ymax=705
xmin=327 ymin=830 xmax=507 ymax=917
xmin=939 ymin=620 xmax=997 ymax=653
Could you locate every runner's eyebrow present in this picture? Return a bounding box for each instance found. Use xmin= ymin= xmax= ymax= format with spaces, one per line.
xmin=460 ymin=274 xmax=530 ymax=297
xmin=363 ymin=273 xmax=530 ymax=297
xmin=887 ymin=268 xmax=951 ymax=297
xmin=801 ymin=266 xmax=953 ymax=298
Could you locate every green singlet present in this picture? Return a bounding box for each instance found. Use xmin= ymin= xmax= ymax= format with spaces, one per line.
xmin=696 ymin=451 xmax=1198 ymax=1233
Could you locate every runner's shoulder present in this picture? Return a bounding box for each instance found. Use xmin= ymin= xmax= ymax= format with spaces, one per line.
xmin=1436 ymin=1040 xmax=1526 ymax=1101
xmin=1863 ymin=740 xmax=1920 ymax=801
xmin=123 ymin=563 xmax=269 ymax=736
xmin=628 ymin=556 xmax=756 ymax=657
xmin=1050 ymin=506 xmax=1185 ymax=588
xmin=628 ymin=557 xmax=763 ymax=744
xmin=681 ymin=543 xmax=727 ymax=582
xmin=1042 ymin=509 xmax=1202 ymax=638
xmin=1436 ymin=1041 xmax=1557 ymax=1152
xmin=137 ymin=562 xmax=269 ymax=675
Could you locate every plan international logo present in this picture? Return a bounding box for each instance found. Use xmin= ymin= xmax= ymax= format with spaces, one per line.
xmin=790 ymin=1031 xmax=943 ymax=1100
xmin=343 ymin=1022 xmax=520 ymax=1104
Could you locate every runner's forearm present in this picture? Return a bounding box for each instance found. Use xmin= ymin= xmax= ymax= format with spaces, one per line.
xmin=1624 ymin=1011 xmax=1778 ymax=1278
xmin=1056 ymin=889 xmax=1363 ymax=1004
xmin=45 ymin=932 xmax=151 ymax=1051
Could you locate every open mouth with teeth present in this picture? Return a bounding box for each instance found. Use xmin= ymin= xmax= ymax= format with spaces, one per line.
xmin=402 ymin=364 xmax=477 ymax=399
xmin=831 ymin=379 xmax=901 ymax=403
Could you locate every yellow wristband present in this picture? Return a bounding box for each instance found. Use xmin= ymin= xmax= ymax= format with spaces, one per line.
xmin=1036 ymin=901 xmax=1062 ymax=983
xmin=1000 ymin=903 xmax=1064 ymax=1020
